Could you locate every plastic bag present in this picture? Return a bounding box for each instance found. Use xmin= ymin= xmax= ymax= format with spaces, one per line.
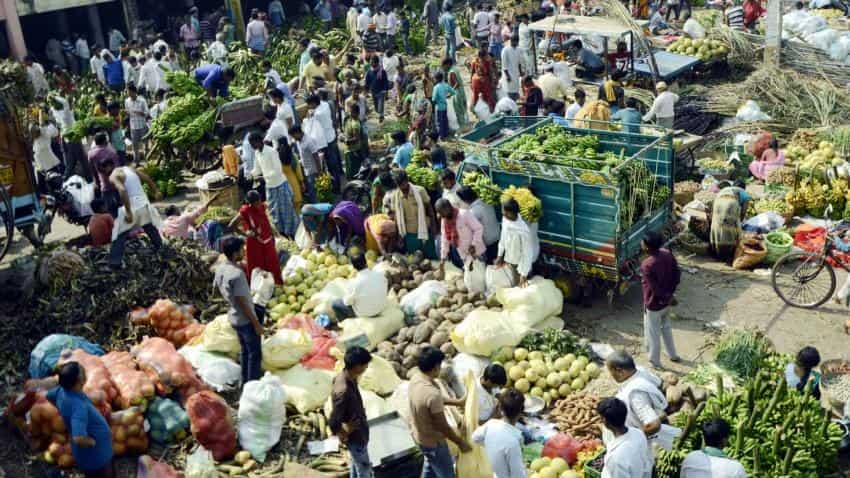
xmin=137 ymin=455 xmax=181 ymax=478
xmin=400 ymin=280 xmax=448 ymax=316
xmin=339 ymin=305 xmax=405 ymax=350
xmin=829 ymin=36 xmax=850 ymax=62
xmin=305 ymin=278 xmax=350 ymax=319
xmin=274 ymin=364 xmax=335 ymax=413
xmin=447 ymin=101 xmax=460 ymax=131
xmin=281 ymin=315 xmax=337 ymax=369
xmin=63 ymin=175 xmax=95 ymax=217
xmin=485 ymin=265 xmax=517 ymax=296
xmin=474 ymin=98 xmax=492 ymax=122
xmin=451 ymin=310 xmax=528 ymax=357
xmin=132 ymin=337 xmax=208 ymax=401
xmin=324 ymin=386 xmax=392 ymax=420
xmin=735 ymin=100 xmax=771 ymax=122
xmin=542 ymin=433 xmax=582 ymax=465
xmin=805 ymin=28 xmax=838 ymax=52
xmin=238 ymin=373 xmax=287 ymax=462
xmin=336 ymin=354 xmax=401 ymax=396
xmin=282 ymin=254 xmax=310 ymax=279
xmin=496 ymin=277 xmax=564 ymax=327
xmin=450 ymin=353 xmax=492 ymax=397
xmin=732 ymin=236 xmax=767 ymax=270
xmin=251 ymin=269 xmax=276 ymax=308
xmin=57 ymin=349 xmax=117 ymax=416
xmin=147 ymin=397 xmax=189 ymax=444
xmin=386 ymin=381 xmax=412 ymax=425
xmin=683 ymin=18 xmax=705 ymax=38
xmin=742 ymin=212 xmax=785 ymax=234
xmin=261 ymin=329 xmax=314 ymax=371
xmin=797 ymin=15 xmax=827 ymax=36
xmin=456 ymin=371 xmax=495 ymax=478
xmin=295 ymin=222 xmax=313 ymax=250
xmin=185 ymin=447 xmax=217 ymax=478
xmin=178 ymin=344 xmax=242 ymax=392
xmin=200 ymin=316 xmax=240 ymax=356
xmin=187 ymin=391 xmax=237 ymax=461
xmin=109 ymin=407 xmax=148 ymax=456
xmin=463 ymin=259 xmax=487 ymax=294
xmin=101 ymin=351 xmax=157 ymax=409
xmin=29 ymin=334 xmax=104 ymax=378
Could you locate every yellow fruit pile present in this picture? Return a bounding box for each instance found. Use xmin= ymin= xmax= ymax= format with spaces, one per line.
xmin=666 ymin=38 xmax=728 ymax=61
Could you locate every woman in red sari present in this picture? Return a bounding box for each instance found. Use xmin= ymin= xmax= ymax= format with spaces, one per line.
xmin=469 ymin=46 xmax=495 ymax=112
xmin=228 ymin=190 xmax=283 ymax=284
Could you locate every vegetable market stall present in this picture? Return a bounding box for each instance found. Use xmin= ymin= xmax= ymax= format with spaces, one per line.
xmin=456 ymin=117 xmax=674 ymax=299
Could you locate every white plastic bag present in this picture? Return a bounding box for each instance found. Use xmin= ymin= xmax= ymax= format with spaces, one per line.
xmin=450 ymin=310 xmax=528 ymax=357
xmin=306 ymin=278 xmax=350 ymax=318
xmin=295 ymin=223 xmax=312 ymax=250
xmin=473 ymin=98 xmax=492 ymax=122
xmin=496 ymin=277 xmax=564 ymax=327
xmin=261 ymin=329 xmax=314 ymax=371
xmin=185 ymin=447 xmax=217 ymax=478
xmin=485 ymin=265 xmax=517 ymax=296
xmin=63 ymin=175 xmax=96 ymax=217
xmin=178 ymin=344 xmax=242 ymax=391
xmin=324 ymin=386 xmax=393 ymax=420
xmin=797 ymin=15 xmax=827 ymax=36
xmin=804 ymin=28 xmax=838 ymax=52
xmin=447 ymin=101 xmax=460 ymax=131
xmin=251 ymin=269 xmax=275 ymax=307
xmin=736 ymin=100 xmax=771 ymax=122
xmin=238 ymin=373 xmax=287 ymax=462
xmin=282 ymin=254 xmax=310 ymax=279
xmin=683 ymin=18 xmax=706 ymax=39
xmin=400 ymin=280 xmax=448 ymax=316
xmin=463 ymin=259 xmax=487 ymax=294
xmin=450 ymin=353 xmax=492 ymax=396
xmin=455 ymin=25 xmax=464 ymax=47
xmin=443 ymin=261 xmax=464 ymax=282
xmin=387 ymin=381 xmax=412 ymax=424
xmin=201 ymin=315 xmax=241 ymax=356
xmin=338 ymin=354 xmax=402 ymax=396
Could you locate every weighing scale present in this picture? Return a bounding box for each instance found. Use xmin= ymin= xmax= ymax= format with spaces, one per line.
xmin=367 ymin=412 xmax=422 ymax=478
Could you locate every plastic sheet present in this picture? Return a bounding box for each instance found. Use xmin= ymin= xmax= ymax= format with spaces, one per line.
xmin=29 ymin=334 xmax=104 ymax=379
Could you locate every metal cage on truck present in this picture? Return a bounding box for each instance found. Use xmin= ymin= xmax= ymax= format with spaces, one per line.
xmin=456 ymin=116 xmax=674 ymax=296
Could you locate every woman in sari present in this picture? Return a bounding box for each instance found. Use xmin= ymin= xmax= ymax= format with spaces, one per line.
xmin=749 ymin=138 xmax=784 ymax=181
xmin=301 ymin=203 xmax=334 ymax=247
xmin=279 ymin=142 xmax=305 ymax=213
xmin=710 ymin=185 xmax=751 ymax=262
xmin=442 ymin=57 xmax=468 ymax=128
xmin=229 ymin=190 xmax=283 ymax=284
xmin=364 ymin=213 xmax=400 ymax=255
xmin=469 ymin=47 xmax=495 ymax=112
xmin=329 ymin=200 xmax=366 ymax=248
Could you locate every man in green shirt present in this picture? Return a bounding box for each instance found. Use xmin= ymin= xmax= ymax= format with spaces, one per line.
xmin=431 ymin=71 xmax=456 ymax=140
xmin=342 ymin=103 xmax=369 ymax=179
xmin=611 ymin=97 xmax=643 ymax=135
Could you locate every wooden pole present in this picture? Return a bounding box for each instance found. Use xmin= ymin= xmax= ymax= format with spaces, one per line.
xmin=764 ymin=0 xmax=782 ymax=66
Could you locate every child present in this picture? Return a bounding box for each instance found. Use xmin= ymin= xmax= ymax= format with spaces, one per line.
xmin=786 ymin=346 xmax=821 ymax=400
xmin=478 ymin=364 xmax=508 ymax=424
xmin=88 ymin=198 xmax=114 ymax=247
xmin=106 ymin=101 xmax=127 ymax=164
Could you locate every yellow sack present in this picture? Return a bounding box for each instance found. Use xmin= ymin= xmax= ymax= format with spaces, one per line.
xmin=338 ymin=305 xmax=405 ymax=350
xmin=261 ymin=329 xmax=314 ymax=371
xmin=201 ymin=316 xmax=241 ymax=357
xmin=273 ymin=364 xmax=335 ymax=413
xmin=324 ymin=386 xmax=393 ymax=420
xmin=456 ymin=371 xmax=494 ymax=478
xmin=496 ymin=277 xmax=564 ymax=329
xmin=334 ymin=354 xmax=401 ymax=396
xmin=450 ymin=310 xmax=528 ymax=357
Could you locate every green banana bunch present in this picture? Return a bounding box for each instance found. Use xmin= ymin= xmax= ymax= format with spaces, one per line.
xmin=316 ymin=172 xmax=334 ymax=202
xmin=462 ymin=171 xmax=502 ymax=205
xmin=165 ymin=71 xmax=204 ymax=96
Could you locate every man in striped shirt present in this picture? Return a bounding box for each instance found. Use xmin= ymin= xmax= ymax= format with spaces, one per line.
xmin=725 ymin=0 xmax=745 ymax=30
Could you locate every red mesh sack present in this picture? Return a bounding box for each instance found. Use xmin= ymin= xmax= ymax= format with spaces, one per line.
xmin=543 ymin=433 xmax=583 ymax=465
xmin=136 ymin=455 xmax=182 ymax=478
xmin=131 ymin=337 xmax=207 ymax=400
xmin=145 ymin=299 xmax=205 ymax=347
xmin=109 ymin=407 xmax=149 ymax=456
xmin=185 ymin=391 xmax=236 ymax=461
xmin=282 ymin=314 xmax=337 ymax=369
xmin=57 ymin=349 xmax=117 ymax=416
xmin=101 ymin=351 xmax=157 ymax=409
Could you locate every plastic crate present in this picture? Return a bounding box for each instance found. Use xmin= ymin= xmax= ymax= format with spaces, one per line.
xmin=583 ymin=448 xmax=605 ymax=478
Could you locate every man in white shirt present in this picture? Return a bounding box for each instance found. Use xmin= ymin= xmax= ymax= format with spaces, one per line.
xmin=458 ymin=186 xmax=500 ymax=262
xmin=149 ymin=90 xmax=168 ymax=120
xmin=333 ymin=253 xmax=388 ymax=319
xmin=374 ymin=10 xmax=389 ymax=49
xmin=643 ymin=81 xmax=679 ymax=129
xmin=74 ymin=33 xmax=91 ymax=73
xmin=151 ymin=36 xmax=170 ymax=56
xmin=306 ymin=94 xmax=342 ymax=193
xmin=207 ymin=33 xmax=229 ymax=65
xmin=597 ymin=397 xmax=652 ymax=478
xmin=49 ymin=95 xmax=75 ymax=133
xmin=357 ymin=8 xmax=372 ymax=38
xmin=475 ymin=364 xmax=507 ymax=424
xmin=565 ymin=89 xmax=586 ymax=126
xmin=517 ymin=15 xmax=534 ymax=74
xmin=382 ymin=48 xmax=401 ymax=82
xmin=123 ymin=56 xmax=140 ymax=87
xmin=290 ymin=125 xmax=323 ymax=203
xmin=472 ymin=6 xmax=491 ymax=47
xmin=24 ymin=56 xmax=49 ymax=97
xmin=262 ymin=60 xmax=283 ymax=89
xmin=472 ymin=389 xmax=526 ymax=478
xmin=90 ymin=46 xmax=107 ymax=84
xmin=138 ymin=51 xmax=165 ymax=94
xmin=606 ymin=350 xmax=680 ymax=451
xmin=124 ymin=84 xmax=150 ymax=162
xmin=265 ymin=88 xmax=295 ymax=147
xmin=536 ymin=64 xmax=569 ymax=102
xmin=386 ymin=9 xmax=399 ymax=48
xmin=681 ymin=419 xmax=747 ymax=478
xmin=248 ymin=132 xmax=298 ymax=236
xmin=501 ymin=36 xmax=522 ymax=100
xmin=32 ymin=122 xmax=62 ymax=179
xmin=496 ymin=198 xmax=537 ymax=287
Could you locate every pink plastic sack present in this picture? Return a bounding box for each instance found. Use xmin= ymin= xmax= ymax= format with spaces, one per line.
xmin=543 ymin=433 xmax=583 ymax=465
xmin=281 ymin=315 xmax=337 ymax=370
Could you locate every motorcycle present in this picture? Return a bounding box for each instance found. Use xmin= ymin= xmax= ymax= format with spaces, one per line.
xmin=41 ymin=172 xmax=93 ymax=237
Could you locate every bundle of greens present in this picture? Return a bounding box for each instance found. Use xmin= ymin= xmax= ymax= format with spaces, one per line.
xmin=518 ymin=328 xmax=590 ymax=359
xmin=713 ymin=330 xmax=772 ymax=379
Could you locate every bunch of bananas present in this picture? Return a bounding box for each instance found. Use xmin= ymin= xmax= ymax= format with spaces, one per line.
xmin=655 ymin=449 xmax=688 ymax=478
xmin=407 ymin=154 xmax=440 ymax=191
xmin=316 ymin=172 xmax=334 ymax=202
xmin=165 ymin=71 xmax=204 ymax=96
xmin=462 ymin=171 xmax=502 ymax=205
xmin=149 ymin=93 xmax=219 ymax=150
xmin=752 ymin=198 xmax=792 ymax=216
xmin=501 ymin=185 xmax=543 ymax=223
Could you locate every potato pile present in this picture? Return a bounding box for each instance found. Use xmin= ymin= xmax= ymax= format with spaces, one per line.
xmin=499 ymin=348 xmax=601 ymax=405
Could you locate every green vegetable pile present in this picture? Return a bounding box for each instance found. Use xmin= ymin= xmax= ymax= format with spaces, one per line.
xmin=462 ymin=171 xmax=502 ymax=205
xmin=660 ymin=371 xmax=844 ymax=477
xmin=141 ymin=160 xmax=183 ymax=198
xmin=518 ymin=328 xmax=590 ymax=359
xmin=148 ymin=72 xmax=222 ymax=155
xmin=765 ymin=231 xmax=793 ymax=247
xmin=407 ymin=150 xmax=440 ymax=190
xmin=498 ymin=123 xmax=621 ymax=170
xmin=63 ymin=116 xmax=113 ymax=143
xmin=197 ymin=206 xmax=236 ymax=225
xmin=752 ymin=197 xmax=793 ymax=216
xmin=714 ymin=330 xmax=772 ymax=379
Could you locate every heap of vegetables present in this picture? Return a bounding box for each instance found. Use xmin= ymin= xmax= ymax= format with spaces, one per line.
xmin=462 ymin=171 xmax=503 ymax=205
xmin=141 ymin=160 xmax=183 ymax=198
xmin=268 ymin=249 xmax=357 ymax=321
xmin=501 ymin=185 xmax=543 ymax=223
xmin=493 ymin=346 xmax=601 ymax=406
xmin=148 ymin=71 xmax=222 ymax=158
xmin=713 ymin=330 xmax=773 ymax=379
xmin=666 ymin=38 xmax=729 ymax=61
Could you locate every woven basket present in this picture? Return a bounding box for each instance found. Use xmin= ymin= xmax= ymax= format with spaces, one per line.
xmin=674 ymin=190 xmax=695 ymax=206
xmin=820 ymin=359 xmax=850 ymax=410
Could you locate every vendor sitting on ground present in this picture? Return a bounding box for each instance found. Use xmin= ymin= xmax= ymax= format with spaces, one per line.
xmin=160 ymin=193 xmax=219 ymax=240
xmin=495 ymin=198 xmax=537 ymax=287
xmin=364 ymin=213 xmax=400 ymax=255
xmin=786 ymin=346 xmax=821 ymax=400
xmin=650 ymin=6 xmax=672 ymax=34
xmin=710 ymin=183 xmax=751 ymax=262
xmin=88 ymin=198 xmax=114 ymax=247
xmin=680 ymin=419 xmax=746 ymax=477
xmin=748 ymin=138 xmax=784 ymax=181
xmin=332 ymin=252 xmax=388 ymax=320
xmin=436 ymin=198 xmax=486 ymax=270
xmin=382 ymin=170 xmax=437 ymax=258
xmin=569 ymin=40 xmax=605 ymax=79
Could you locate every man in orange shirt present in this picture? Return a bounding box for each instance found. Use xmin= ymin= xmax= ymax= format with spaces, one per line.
xmin=88 ymin=198 xmax=114 ymax=247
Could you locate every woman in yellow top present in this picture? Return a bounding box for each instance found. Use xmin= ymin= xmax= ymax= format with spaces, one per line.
xmin=573 ymin=99 xmax=612 ymax=131
xmin=280 ymin=142 xmax=305 ymax=213
xmin=364 ymin=213 xmax=400 ymax=255
xmin=91 ymin=93 xmax=108 ymax=117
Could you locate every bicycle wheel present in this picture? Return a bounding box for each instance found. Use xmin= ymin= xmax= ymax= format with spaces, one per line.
xmin=0 ymin=186 xmax=13 ymax=262
xmin=771 ymin=251 xmax=836 ymax=308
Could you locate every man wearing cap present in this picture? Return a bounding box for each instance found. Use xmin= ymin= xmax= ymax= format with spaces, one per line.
xmin=536 ymin=63 xmax=569 ymax=103
xmin=643 ymin=82 xmax=679 ymax=129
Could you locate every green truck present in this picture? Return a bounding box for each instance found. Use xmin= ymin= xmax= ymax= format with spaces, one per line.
xmin=456 ymin=116 xmax=674 ymax=301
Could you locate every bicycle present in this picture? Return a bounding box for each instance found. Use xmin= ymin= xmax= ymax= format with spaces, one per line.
xmin=0 ymin=183 xmax=14 ymax=262
xmin=771 ymin=209 xmax=848 ymax=308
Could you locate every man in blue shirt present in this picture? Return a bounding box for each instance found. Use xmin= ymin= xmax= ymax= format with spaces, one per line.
xmin=46 ymin=362 xmax=114 ymax=477
xmin=570 ymin=40 xmax=605 ymax=79
xmin=611 ymin=98 xmax=644 ymax=135
xmin=194 ymin=64 xmax=235 ymax=98
xmin=102 ymin=52 xmax=125 ymax=92
xmin=440 ymin=3 xmax=457 ymax=61
xmin=391 ymin=131 xmax=414 ymax=169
